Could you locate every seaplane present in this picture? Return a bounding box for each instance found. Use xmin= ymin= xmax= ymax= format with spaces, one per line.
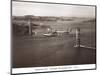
xmin=43 ymin=28 xmax=72 ymax=37
xmin=43 ymin=31 xmax=57 ymax=37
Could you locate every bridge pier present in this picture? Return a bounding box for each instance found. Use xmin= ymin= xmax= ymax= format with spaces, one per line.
xmin=75 ymin=27 xmax=80 ymax=47
xmin=28 ymin=19 xmax=32 ymax=36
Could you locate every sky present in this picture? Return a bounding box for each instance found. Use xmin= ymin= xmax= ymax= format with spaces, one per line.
xmin=12 ymin=1 xmax=95 ymax=18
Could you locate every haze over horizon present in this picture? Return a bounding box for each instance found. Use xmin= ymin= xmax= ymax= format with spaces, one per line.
xmin=12 ymin=1 xmax=95 ymax=18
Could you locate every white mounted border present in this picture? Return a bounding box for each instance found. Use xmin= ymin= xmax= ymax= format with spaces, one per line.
xmin=11 ymin=0 xmax=96 ymax=74
xmin=12 ymin=64 xmax=96 ymax=74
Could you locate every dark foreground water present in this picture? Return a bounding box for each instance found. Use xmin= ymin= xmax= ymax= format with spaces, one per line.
xmin=12 ymin=34 xmax=96 ymax=68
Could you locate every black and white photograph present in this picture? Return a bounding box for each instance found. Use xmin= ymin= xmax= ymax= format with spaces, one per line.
xmin=12 ymin=0 xmax=96 ymax=74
